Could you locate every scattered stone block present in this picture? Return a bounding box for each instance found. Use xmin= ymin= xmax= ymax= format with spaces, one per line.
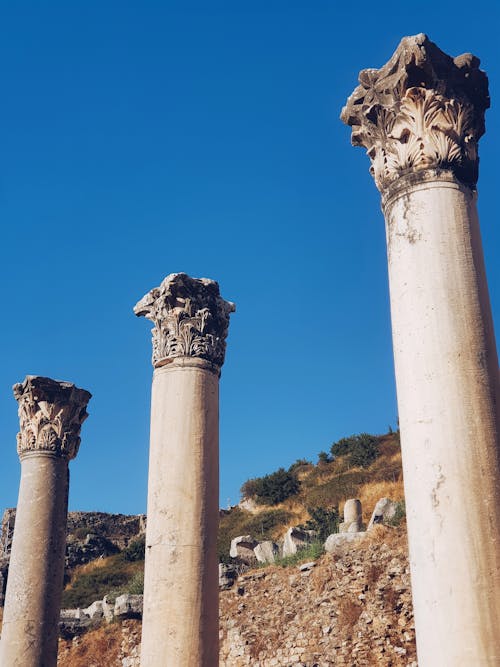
xmin=253 ymin=540 xmax=279 ymax=564
xmin=219 ymin=563 xmax=238 ymax=589
xmin=114 ymin=594 xmax=143 ymax=620
xmin=282 ymin=527 xmax=312 ymax=557
xmin=324 ymin=532 xmax=365 ymax=553
xmin=339 ymin=498 xmax=364 ymax=533
xmin=230 ymin=535 xmax=258 ymax=562
xmin=367 ymin=498 xmax=399 ymax=530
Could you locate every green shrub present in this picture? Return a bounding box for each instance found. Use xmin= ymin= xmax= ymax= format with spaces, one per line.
xmin=241 ymin=468 xmax=300 ymax=505
xmin=386 ymin=500 xmax=406 ymax=527
xmin=240 ymin=477 xmax=259 ymax=499
xmin=302 ymin=506 xmax=339 ymax=541
xmin=127 ymin=570 xmax=144 ymax=595
xmin=331 ymin=433 xmax=380 ymax=468
xmin=123 ymin=535 xmax=145 ymax=562
xmin=317 ymin=451 xmax=331 ymax=465
xmin=254 ymin=468 xmax=300 ymax=505
xmin=273 ymin=541 xmax=325 ymax=568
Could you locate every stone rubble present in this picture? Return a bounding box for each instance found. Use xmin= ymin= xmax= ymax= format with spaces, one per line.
xmin=56 ymin=526 xmax=416 ymax=666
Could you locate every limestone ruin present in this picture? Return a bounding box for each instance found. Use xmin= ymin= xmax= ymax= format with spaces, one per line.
xmin=134 ymin=272 xmax=235 ymax=667
xmin=0 ymin=32 xmax=499 ymax=667
xmin=0 ymin=376 xmax=91 ymax=667
xmin=342 ymin=33 xmax=500 ymax=665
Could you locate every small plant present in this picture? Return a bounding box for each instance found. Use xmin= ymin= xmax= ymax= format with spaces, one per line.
xmin=122 ymin=535 xmax=145 ymax=562
xmin=386 ymin=500 xmax=406 ymax=527
xmin=302 ymin=506 xmax=339 ymax=541
xmin=127 ymin=570 xmax=144 ymax=595
xmin=317 ymin=451 xmax=331 ymax=465
xmin=273 ymin=541 xmax=324 ymax=568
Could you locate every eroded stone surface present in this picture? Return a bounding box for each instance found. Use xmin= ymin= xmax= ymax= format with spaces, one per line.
xmin=339 ymin=498 xmax=363 ymax=533
xmin=134 ymin=272 xmax=235 ymax=369
xmin=0 ymin=376 xmax=91 ymax=667
xmin=367 ymin=498 xmax=398 ymax=531
xmin=254 ymin=540 xmax=279 ymax=564
xmin=230 ymin=535 xmax=258 ymax=562
xmin=342 ymin=34 xmax=500 ymax=667
xmin=136 ymin=273 xmax=233 ymax=667
xmin=13 ymin=376 xmax=91 ymax=460
xmin=282 ymin=527 xmax=313 ymax=557
xmin=341 ymin=33 xmax=489 ymax=191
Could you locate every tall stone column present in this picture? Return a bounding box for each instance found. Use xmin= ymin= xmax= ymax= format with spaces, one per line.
xmin=342 ymin=34 xmax=500 ymax=665
xmin=0 ymin=376 xmax=91 ymax=667
xmin=134 ymin=272 xmax=235 ymax=667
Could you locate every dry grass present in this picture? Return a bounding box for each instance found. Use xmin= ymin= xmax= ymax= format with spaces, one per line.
xmin=336 ymin=595 xmax=363 ymax=631
xmin=357 ymin=477 xmax=405 ymax=523
xmin=58 ymin=623 xmax=121 ymax=667
xmin=64 ymin=556 xmax=114 ymax=590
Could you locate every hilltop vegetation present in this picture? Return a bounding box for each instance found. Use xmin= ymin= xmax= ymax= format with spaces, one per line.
xmin=218 ymin=430 xmax=404 ymax=561
xmin=49 ymin=429 xmax=405 ymax=608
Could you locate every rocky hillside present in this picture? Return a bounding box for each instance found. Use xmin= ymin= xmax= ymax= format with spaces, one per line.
xmin=56 ymin=526 xmax=416 ymax=666
xmin=1 ymin=429 xmax=417 ymax=665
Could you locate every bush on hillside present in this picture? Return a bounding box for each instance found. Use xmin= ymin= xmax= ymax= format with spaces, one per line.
xmin=386 ymin=500 xmax=406 ymax=527
xmin=331 ymin=433 xmax=380 ymax=468
xmin=288 ymin=458 xmax=313 ymax=474
xmin=122 ymin=535 xmax=145 ymax=562
xmin=317 ymin=451 xmax=332 ymax=465
xmin=240 ymin=477 xmax=259 ymax=499
xmin=302 ymin=506 xmax=339 ymax=541
xmin=240 ymin=468 xmax=300 ymax=505
xmin=254 ymin=468 xmax=300 ymax=505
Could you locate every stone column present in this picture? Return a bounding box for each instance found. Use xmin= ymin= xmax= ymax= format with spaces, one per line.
xmin=134 ymin=272 xmax=234 ymax=667
xmin=0 ymin=376 xmax=91 ymax=667
xmin=342 ymin=34 xmax=500 ymax=665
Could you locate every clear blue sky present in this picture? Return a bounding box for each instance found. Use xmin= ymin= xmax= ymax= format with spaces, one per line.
xmin=0 ymin=1 xmax=499 ymax=515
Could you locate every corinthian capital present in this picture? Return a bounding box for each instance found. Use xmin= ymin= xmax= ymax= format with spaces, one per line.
xmin=341 ymin=34 xmax=489 ymax=191
xmin=13 ymin=376 xmax=91 ymax=461
xmin=134 ymin=273 xmax=235 ymax=369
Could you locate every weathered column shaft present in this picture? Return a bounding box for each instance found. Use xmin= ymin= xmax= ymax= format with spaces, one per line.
xmin=0 ymin=376 xmax=90 ymax=667
xmin=386 ymin=175 xmax=500 ymax=664
xmin=342 ymin=35 xmax=500 ymax=666
xmin=144 ymin=359 xmax=219 ymax=664
xmin=135 ymin=273 xmax=234 ymax=667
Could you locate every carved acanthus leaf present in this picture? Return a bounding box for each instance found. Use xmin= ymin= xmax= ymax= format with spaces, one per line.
xmin=13 ymin=376 xmax=91 ymax=460
xmin=134 ymin=273 xmax=235 ymax=368
xmin=341 ymin=34 xmax=489 ymax=190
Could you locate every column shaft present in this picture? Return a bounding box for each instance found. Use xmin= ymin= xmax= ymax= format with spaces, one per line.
xmin=0 ymin=455 xmax=69 ymax=666
xmin=385 ymin=176 xmax=500 ymax=664
xmin=135 ymin=273 xmax=234 ymax=667
xmin=141 ymin=359 xmax=219 ymax=666
xmin=0 ymin=375 xmax=90 ymax=667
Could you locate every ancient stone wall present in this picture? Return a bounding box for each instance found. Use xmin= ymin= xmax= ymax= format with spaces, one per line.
xmin=57 ymin=527 xmax=416 ymax=667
